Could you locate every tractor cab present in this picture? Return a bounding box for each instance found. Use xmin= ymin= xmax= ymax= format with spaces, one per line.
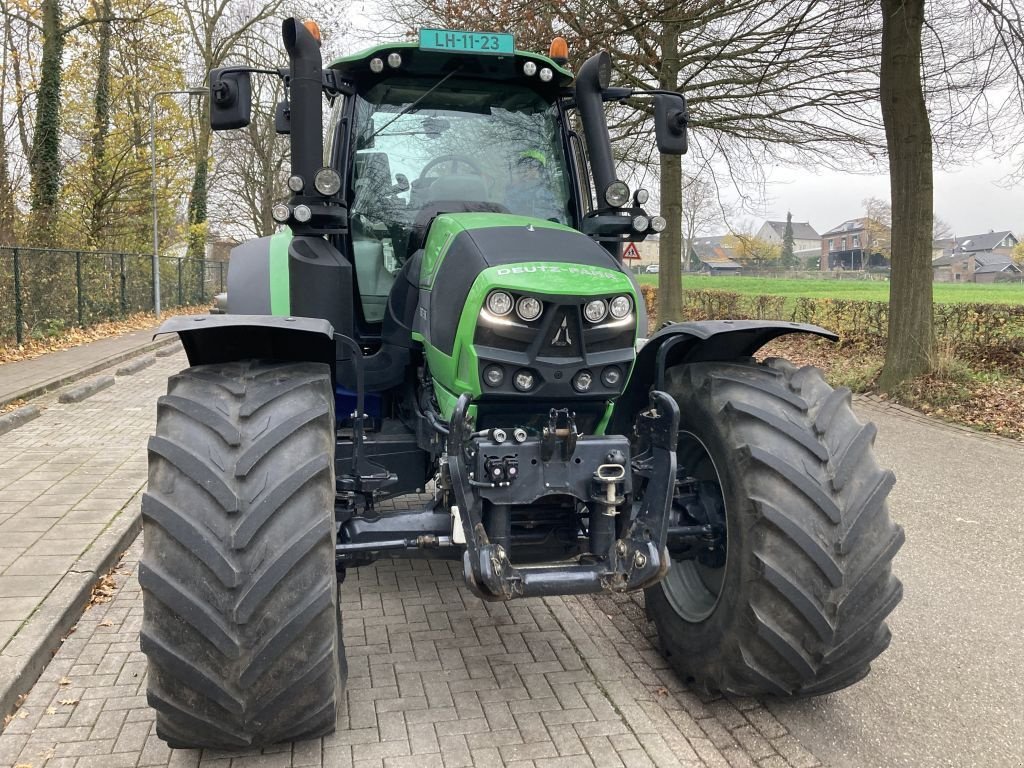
xmin=328 ymin=41 xmax=579 ymax=323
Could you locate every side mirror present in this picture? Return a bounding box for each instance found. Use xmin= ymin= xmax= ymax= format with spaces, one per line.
xmin=654 ymin=93 xmax=688 ymax=155
xmin=209 ymin=68 xmax=252 ymax=130
xmin=274 ymin=100 xmax=290 ymax=134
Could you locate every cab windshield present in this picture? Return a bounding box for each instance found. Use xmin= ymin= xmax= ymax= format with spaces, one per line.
xmin=344 ymin=79 xmax=572 ymax=322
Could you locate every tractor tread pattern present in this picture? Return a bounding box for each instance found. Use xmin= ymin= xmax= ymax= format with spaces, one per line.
xmin=140 ymin=361 xmax=340 ymax=749
xmin=650 ymin=357 xmax=903 ymax=697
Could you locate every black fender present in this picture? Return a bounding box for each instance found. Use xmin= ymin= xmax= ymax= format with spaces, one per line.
xmin=155 ymin=314 xmax=335 ymax=371
xmin=608 ymin=320 xmax=837 ymax=434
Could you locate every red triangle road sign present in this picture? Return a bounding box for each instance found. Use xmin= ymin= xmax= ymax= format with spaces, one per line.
xmin=623 ymin=242 xmax=641 ymax=260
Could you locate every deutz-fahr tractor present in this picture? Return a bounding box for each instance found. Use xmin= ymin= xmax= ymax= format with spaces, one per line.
xmin=142 ymin=19 xmax=904 ymax=749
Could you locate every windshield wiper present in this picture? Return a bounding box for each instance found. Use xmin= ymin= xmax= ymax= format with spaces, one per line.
xmin=370 ymin=67 xmax=461 ymax=140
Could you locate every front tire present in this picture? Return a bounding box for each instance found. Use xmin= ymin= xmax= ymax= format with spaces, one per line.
xmin=140 ymin=360 xmax=342 ymax=748
xmin=647 ymin=358 xmax=904 ymax=696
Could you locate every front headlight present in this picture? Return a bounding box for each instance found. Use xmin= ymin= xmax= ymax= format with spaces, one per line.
xmin=486 ymin=290 xmax=514 ymax=316
xmin=609 ymin=295 xmax=632 ymax=319
xmin=604 ymin=180 xmax=630 ymax=208
xmin=584 ymin=299 xmax=608 ymax=323
xmin=516 ymin=296 xmax=542 ymax=321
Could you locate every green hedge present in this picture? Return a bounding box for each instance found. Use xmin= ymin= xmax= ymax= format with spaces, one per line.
xmin=640 ymin=285 xmax=1024 ymax=358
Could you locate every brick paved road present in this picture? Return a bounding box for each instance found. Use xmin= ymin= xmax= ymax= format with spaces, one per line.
xmin=0 ymin=353 xmax=185 ymax=653
xmin=0 ymin=535 xmax=820 ymax=768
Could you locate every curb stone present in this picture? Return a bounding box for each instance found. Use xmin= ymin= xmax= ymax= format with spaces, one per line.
xmin=0 ymin=334 xmax=178 ymax=409
xmin=57 ymin=374 xmax=115 ymax=403
xmin=0 ymin=495 xmax=143 ymax=721
xmin=116 ymin=354 xmax=156 ymax=376
xmin=0 ymin=405 xmax=40 ymax=437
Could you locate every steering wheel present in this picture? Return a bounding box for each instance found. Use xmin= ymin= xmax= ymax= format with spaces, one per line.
xmin=418 ymin=153 xmax=484 ymax=179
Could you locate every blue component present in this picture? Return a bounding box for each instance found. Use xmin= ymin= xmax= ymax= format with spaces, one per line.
xmin=335 ymin=386 xmax=382 ymax=423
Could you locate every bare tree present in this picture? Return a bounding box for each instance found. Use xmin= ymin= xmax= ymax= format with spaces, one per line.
xmin=680 ymin=174 xmax=725 ymax=272
xmin=380 ymin=0 xmax=886 ymax=322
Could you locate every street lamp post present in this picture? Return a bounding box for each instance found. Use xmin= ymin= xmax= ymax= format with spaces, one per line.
xmin=150 ymin=88 xmax=206 ymax=317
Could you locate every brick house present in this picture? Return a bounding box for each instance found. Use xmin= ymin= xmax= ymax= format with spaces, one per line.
xmin=820 ymin=219 xmax=890 ymax=271
xmin=932 ymin=231 xmax=1021 ymax=282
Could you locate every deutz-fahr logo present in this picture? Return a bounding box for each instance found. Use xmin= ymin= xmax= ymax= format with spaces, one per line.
xmin=495 ymin=265 xmax=619 ymax=279
xmin=551 ymin=316 xmax=573 ymax=347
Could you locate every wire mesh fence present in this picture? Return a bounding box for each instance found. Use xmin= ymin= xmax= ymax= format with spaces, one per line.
xmin=0 ymin=247 xmax=226 ymax=345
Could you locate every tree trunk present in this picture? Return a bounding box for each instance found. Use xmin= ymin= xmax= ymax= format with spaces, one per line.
xmin=87 ymin=0 xmax=113 ymax=245
xmin=188 ymin=115 xmax=211 ymax=260
xmin=29 ymin=0 xmax=64 ymax=243
xmin=657 ymin=23 xmax=684 ymax=324
xmin=0 ymin=15 xmax=16 ymax=245
xmin=878 ymin=0 xmax=934 ymax=391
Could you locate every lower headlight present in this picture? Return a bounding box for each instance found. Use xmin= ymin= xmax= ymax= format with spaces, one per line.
xmin=601 ymin=367 xmax=622 ymax=387
xmin=483 ymin=365 xmax=504 ymax=387
xmin=513 ymin=369 xmax=535 ymax=392
xmin=572 ymin=370 xmax=593 ymax=392
xmin=609 ymin=295 xmax=632 ymax=319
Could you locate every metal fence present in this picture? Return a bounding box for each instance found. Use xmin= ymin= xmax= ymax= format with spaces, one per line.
xmin=0 ymin=247 xmax=226 ymax=345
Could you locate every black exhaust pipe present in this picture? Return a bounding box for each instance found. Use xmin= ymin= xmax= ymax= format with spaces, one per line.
xmin=282 ymin=18 xmax=323 ymax=198
xmin=575 ymin=51 xmax=622 ymax=260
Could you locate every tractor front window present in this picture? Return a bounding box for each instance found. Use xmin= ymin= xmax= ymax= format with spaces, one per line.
xmin=344 ymin=79 xmax=571 ymax=323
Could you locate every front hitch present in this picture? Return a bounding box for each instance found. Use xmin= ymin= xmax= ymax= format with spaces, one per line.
xmin=447 ymin=391 xmax=679 ymax=600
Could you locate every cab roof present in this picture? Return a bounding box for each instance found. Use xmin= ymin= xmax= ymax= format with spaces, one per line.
xmin=329 ymin=40 xmax=574 ymax=95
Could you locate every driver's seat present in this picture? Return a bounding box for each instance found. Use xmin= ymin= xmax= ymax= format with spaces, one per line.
xmin=419 ymin=175 xmax=490 ymax=205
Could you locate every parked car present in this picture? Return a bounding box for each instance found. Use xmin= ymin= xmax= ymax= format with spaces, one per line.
xmin=644 ymin=264 xmax=660 ymax=273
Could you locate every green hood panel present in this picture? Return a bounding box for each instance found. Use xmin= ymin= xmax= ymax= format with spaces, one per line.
xmin=417 ymin=217 xmax=638 ymax=413
xmin=420 ymin=213 xmax=575 ymax=288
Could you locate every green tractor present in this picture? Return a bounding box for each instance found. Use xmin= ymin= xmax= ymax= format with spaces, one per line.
xmin=141 ymin=19 xmax=904 ymax=749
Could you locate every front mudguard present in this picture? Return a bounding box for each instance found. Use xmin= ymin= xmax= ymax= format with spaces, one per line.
xmin=610 ymin=319 xmax=837 ymax=435
xmin=155 ymin=314 xmax=335 ymax=370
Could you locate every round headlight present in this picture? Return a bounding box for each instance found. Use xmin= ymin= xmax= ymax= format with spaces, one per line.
xmin=601 ymin=367 xmax=622 ymax=387
xmin=605 ymin=180 xmax=630 ymax=208
xmin=539 ymin=67 xmax=554 ymax=82
xmin=483 ymin=365 xmax=504 ymax=387
xmin=516 ymin=296 xmax=542 ymax=321
xmin=369 ymin=57 xmax=384 ymax=73
xmin=272 ymin=203 xmax=290 ymax=223
xmin=293 ymin=204 xmax=312 ymax=223
xmin=287 ymin=174 xmax=304 ymax=193
xmin=387 ymin=52 xmax=402 ymax=68
xmin=486 ymin=290 xmax=514 ymax=316
xmin=513 ymin=369 xmax=535 ymax=392
xmin=314 ymin=168 xmax=342 ymax=196
xmin=572 ymin=370 xmax=593 ymax=393
xmin=632 ymin=215 xmax=649 ymax=233
xmin=635 ymin=188 xmax=650 ymax=205
xmin=609 ymin=295 xmax=632 ymax=319
xmin=584 ymin=299 xmax=608 ymax=323
xmin=523 ymin=61 xmax=537 ymax=76
xmin=650 ymin=215 xmax=667 ymax=233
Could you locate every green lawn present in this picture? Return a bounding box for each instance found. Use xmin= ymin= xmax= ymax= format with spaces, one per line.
xmin=637 ymin=273 xmax=1024 ymax=305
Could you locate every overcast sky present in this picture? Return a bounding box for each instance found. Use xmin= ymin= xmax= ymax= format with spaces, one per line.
xmin=753 ymin=159 xmax=1024 ymax=238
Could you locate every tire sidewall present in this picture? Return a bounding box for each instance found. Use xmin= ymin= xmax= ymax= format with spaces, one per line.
xmin=648 ymin=368 xmax=763 ymax=678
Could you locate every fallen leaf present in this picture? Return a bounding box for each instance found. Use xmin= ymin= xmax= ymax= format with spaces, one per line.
xmin=98 ymin=619 xmax=114 ymax=627
xmin=45 ymin=707 xmax=57 ymax=715
xmin=58 ymin=677 xmax=71 ymax=686
xmin=58 ymin=698 xmax=79 ymax=706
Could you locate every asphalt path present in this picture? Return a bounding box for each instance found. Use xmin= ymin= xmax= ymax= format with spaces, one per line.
xmin=769 ymin=403 xmax=1024 ymax=767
